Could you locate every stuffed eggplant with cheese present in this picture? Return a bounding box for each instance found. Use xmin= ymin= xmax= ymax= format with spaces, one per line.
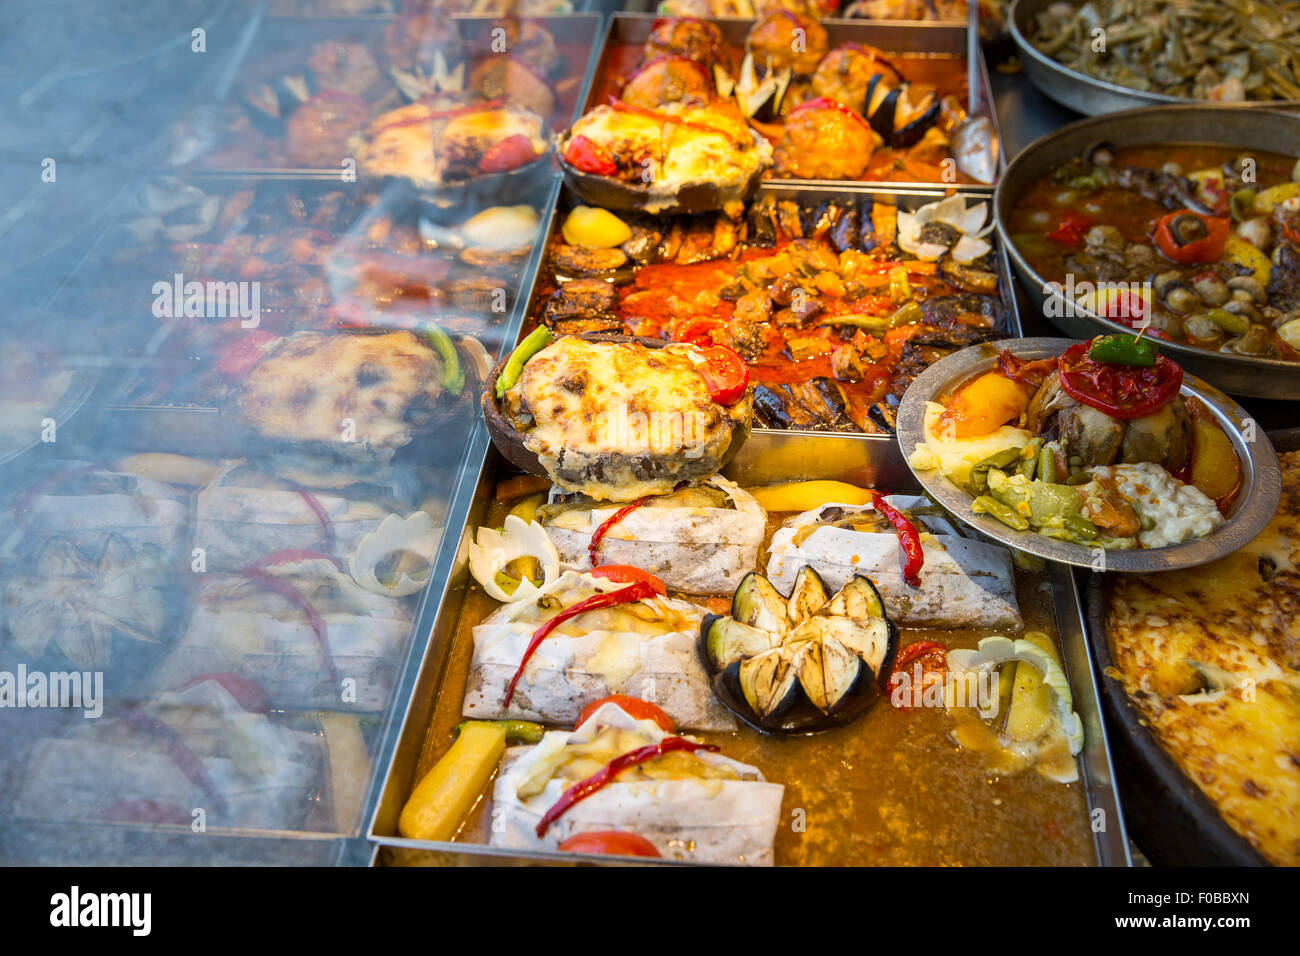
xmin=484 ymin=331 xmax=753 ymax=502
xmin=537 ymin=476 xmax=766 ymax=596
xmin=766 ymin=495 xmax=1023 ymax=629
xmin=489 ymin=700 xmax=784 ymax=864
xmin=463 ymin=570 xmax=735 ymax=730
xmin=558 ymin=100 xmax=772 ymax=217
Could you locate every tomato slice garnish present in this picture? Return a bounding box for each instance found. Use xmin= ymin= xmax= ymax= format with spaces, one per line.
xmin=478 ymin=133 xmax=540 ymax=174
xmin=1057 ymin=339 xmax=1183 ymax=420
xmin=695 ymin=344 xmax=748 ymax=405
xmin=887 ymin=640 xmax=947 ymax=709
xmin=575 ymin=694 xmax=675 ymax=733
xmin=587 ymin=565 xmax=667 ymax=593
xmin=558 ymin=830 xmax=662 ymax=858
xmin=1046 ymin=210 xmax=1093 ymax=247
xmin=563 ymin=134 xmax=617 ymax=176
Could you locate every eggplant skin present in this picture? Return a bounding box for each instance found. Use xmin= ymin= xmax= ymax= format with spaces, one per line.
xmin=703 ymin=613 xmax=775 ymax=670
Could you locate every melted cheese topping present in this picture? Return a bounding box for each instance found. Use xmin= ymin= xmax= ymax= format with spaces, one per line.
xmin=568 ymin=102 xmax=771 ymax=208
xmin=1106 ymin=451 xmax=1300 ymax=865
xmin=357 ymin=104 xmax=544 ymax=187
xmin=507 ymin=337 xmax=747 ymax=499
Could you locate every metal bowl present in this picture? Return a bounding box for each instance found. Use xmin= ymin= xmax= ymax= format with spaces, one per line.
xmin=995 ymin=104 xmax=1300 ymax=399
xmin=895 ymin=337 xmax=1282 ymax=572
xmin=1009 ymin=0 xmax=1300 ymax=115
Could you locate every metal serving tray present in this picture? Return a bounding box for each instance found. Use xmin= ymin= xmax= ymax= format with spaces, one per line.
xmin=510 ymin=181 xmax=1023 ymax=434
xmin=174 ymin=13 xmax=604 ymax=175
xmin=995 ymin=104 xmax=1300 ymax=400
xmin=581 ymin=13 xmax=1005 ymax=191
xmin=367 ymin=429 xmax=1131 ymax=866
xmin=1010 ymin=0 xmax=1300 ymax=117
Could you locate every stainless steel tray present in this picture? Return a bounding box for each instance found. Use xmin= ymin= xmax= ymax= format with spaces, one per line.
xmin=513 ymin=181 xmax=1023 ymax=435
xmin=1010 ymin=0 xmax=1300 ymax=116
xmin=367 ymin=429 xmax=1131 ymax=867
xmin=580 ymin=13 xmax=1005 ymax=191
xmin=896 ymin=337 xmax=1284 ymax=572
xmin=995 ymin=104 xmax=1300 ymax=400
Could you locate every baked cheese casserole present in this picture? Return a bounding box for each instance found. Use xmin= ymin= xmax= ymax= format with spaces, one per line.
xmin=1105 ymin=449 xmax=1300 ymax=866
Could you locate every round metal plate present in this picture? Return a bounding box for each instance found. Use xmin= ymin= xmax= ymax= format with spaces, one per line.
xmin=895 ymin=337 xmax=1282 ymax=572
xmin=994 ymin=104 xmax=1300 ymax=400
xmin=1009 ymin=0 xmax=1300 ymax=116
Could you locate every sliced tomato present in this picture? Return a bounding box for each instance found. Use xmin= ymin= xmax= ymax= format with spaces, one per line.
xmin=575 ymin=694 xmax=675 ymax=733
xmin=564 ymin=134 xmax=617 ymax=176
xmin=478 ymin=134 xmax=540 ymax=174
xmin=887 ymin=640 xmax=947 ymax=709
xmin=1057 ymin=339 xmax=1183 ymax=420
xmin=673 ymin=315 xmax=722 ymax=347
xmin=1046 ymin=210 xmax=1093 ymax=247
xmin=695 ymin=344 xmax=748 ymax=405
xmin=588 ymin=565 xmax=666 ymax=594
xmin=558 ymin=830 xmax=662 ymax=858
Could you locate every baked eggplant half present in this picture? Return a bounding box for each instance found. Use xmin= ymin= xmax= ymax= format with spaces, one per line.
xmin=698 ymin=570 xmax=898 ymax=734
xmin=482 ymin=332 xmax=753 ymax=502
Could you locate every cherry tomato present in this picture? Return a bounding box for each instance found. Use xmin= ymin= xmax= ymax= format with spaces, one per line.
xmin=1057 ymin=339 xmax=1183 ymax=420
xmin=587 ymin=564 xmax=666 ymax=593
xmin=887 ymin=641 xmax=947 ymax=709
xmin=575 ymin=694 xmax=675 ymax=733
xmin=558 ymin=830 xmax=662 ymax=858
xmin=478 ymin=134 xmax=540 ymax=174
xmin=564 ymin=134 xmax=617 ymax=176
xmin=695 ymin=344 xmax=748 ymax=405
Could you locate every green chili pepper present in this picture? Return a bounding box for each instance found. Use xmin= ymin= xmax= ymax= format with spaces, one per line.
xmin=1038 ymin=445 xmax=1059 ymax=484
xmin=972 ymin=494 xmax=1030 ymax=531
xmin=1063 ymin=515 xmax=1100 ymax=542
xmin=495 ymin=326 xmax=554 ymax=398
xmin=426 ymin=324 xmax=464 ymax=394
xmin=452 ymin=719 xmax=545 ymax=745
xmin=1205 ymin=308 xmax=1250 ymax=335
xmin=967 ymin=447 xmax=1023 ymax=496
xmin=1087 ymin=333 xmax=1157 ymax=367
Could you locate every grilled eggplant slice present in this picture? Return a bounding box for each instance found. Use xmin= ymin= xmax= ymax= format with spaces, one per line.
xmin=822 ymin=573 xmax=885 ymax=621
xmin=797 ymin=636 xmax=865 ymax=714
xmin=704 ymin=613 xmax=776 ymax=670
xmin=787 ymin=564 xmax=829 ymax=624
xmin=731 ymin=571 xmax=789 ymax=634
xmin=737 ymin=645 xmax=802 ymax=719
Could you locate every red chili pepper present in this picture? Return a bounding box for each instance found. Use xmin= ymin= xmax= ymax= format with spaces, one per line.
xmin=478 ymin=133 xmax=540 ymax=174
xmin=1152 ymin=211 xmax=1230 ymax=263
xmin=866 ymin=492 xmax=924 ymax=587
xmin=535 ymin=736 xmax=720 ymax=837
xmin=887 ymin=640 xmax=947 ymax=709
xmin=589 ymin=499 xmax=646 ymax=565
xmin=695 ymin=344 xmax=749 ymax=405
xmin=1046 ymin=210 xmax=1093 ymax=247
xmin=996 ymin=350 xmax=1056 ymax=387
xmin=587 ymin=565 xmax=667 ymax=594
xmin=293 ymin=489 xmax=337 ymax=557
xmin=504 ymin=581 xmax=661 ymax=708
xmin=123 ymin=708 xmax=228 ymax=815
xmin=1057 ymin=339 xmax=1183 ymax=420
xmin=563 ymin=134 xmax=617 ymax=176
xmin=241 ymin=564 xmax=337 ymax=685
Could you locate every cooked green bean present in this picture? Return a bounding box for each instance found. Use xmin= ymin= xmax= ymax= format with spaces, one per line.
xmin=972 ymin=494 xmax=1030 ymax=531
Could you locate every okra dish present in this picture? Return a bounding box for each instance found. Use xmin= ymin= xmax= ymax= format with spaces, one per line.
xmin=1005 ymin=142 xmax=1300 ymax=359
xmin=909 ymin=334 xmax=1241 ymax=550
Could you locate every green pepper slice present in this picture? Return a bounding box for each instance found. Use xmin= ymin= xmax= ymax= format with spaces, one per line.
xmin=1087 ymin=333 xmax=1157 ymax=368
xmin=495 ymin=326 xmax=554 ymax=398
xmin=426 ymin=325 xmax=464 ymax=393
